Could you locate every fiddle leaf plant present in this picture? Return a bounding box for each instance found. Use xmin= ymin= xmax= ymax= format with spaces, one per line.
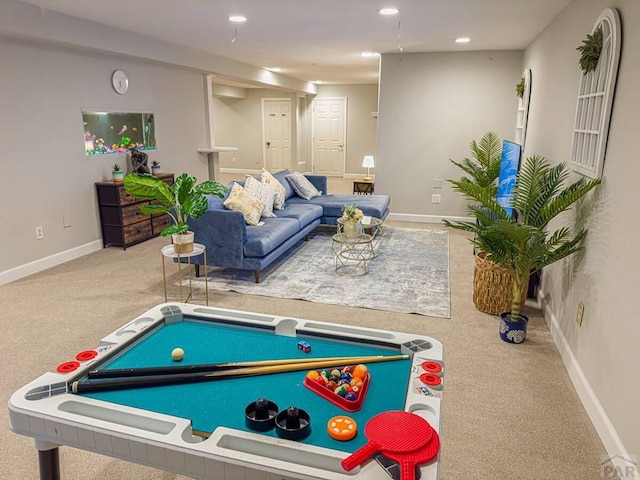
xmin=123 ymin=173 xmax=227 ymax=236
xmin=444 ymin=155 xmax=601 ymax=323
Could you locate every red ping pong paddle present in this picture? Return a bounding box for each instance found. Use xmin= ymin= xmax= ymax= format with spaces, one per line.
xmin=384 ymin=429 xmax=440 ymax=480
xmin=341 ymin=411 xmax=434 ymax=472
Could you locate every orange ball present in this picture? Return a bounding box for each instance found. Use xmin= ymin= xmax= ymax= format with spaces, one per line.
xmin=353 ymin=364 xmax=368 ymax=380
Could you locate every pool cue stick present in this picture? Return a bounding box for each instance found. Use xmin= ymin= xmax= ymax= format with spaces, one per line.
xmin=88 ymin=354 xmax=403 ymax=379
xmin=71 ymin=354 xmax=408 ymax=394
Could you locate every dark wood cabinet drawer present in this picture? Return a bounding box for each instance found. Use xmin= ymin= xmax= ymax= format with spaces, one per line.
xmin=123 ymin=222 xmax=153 ymax=245
xmin=122 ymin=203 xmax=150 ymax=226
xmin=152 ymin=215 xmax=171 ymax=234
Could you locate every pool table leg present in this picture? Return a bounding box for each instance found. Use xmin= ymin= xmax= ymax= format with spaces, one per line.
xmin=37 ymin=448 xmax=60 ymax=480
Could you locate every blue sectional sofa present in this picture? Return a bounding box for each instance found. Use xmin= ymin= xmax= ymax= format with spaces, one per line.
xmin=188 ymin=170 xmax=390 ymax=282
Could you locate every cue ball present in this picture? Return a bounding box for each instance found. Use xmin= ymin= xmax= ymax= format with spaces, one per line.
xmin=171 ymin=348 xmax=184 ymax=361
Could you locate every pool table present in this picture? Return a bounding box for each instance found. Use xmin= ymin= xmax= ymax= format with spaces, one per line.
xmin=9 ymin=303 xmax=444 ymax=480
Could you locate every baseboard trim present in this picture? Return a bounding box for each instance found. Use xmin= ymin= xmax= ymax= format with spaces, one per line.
xmin=387 ymin=213 xmax=470 ymax=224
xmin=219 ymin=167 xmax=261 ymax=175
xmin=0 ymin=240 xmax=102 ymax=286
xmin=538 ymin=289 xmax=632 ymax=470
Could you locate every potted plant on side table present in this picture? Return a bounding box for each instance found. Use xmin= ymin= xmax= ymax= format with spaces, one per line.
xmin=151 ymin=160 xmax=161 ymax=175
xmin=112 ymin=163 xmax=124 ymax=183
xmin=340 ymin=203 xmax=364 ymax=238
xmin=445 ymin=155 xmax=601 ymax=343
xmin=123 ymin=173 xmax=227 ymax=253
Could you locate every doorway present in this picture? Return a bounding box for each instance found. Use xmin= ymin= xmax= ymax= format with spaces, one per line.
xmin=262 ymin=99 xmax=292 ymax=171
xmin=312 ymin=98 xmax=346 ymax=177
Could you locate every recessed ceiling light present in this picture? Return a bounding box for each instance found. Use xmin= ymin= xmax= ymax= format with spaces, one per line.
xmin=229 ymin=15 xmax=247 ymax=23
xmin=455 ymin=37 xmax=471 ymax=43
xmin=360 ymin=52 xmax=380 ymax=57
xmin=379 ymin=8 xmax=399 ymax=15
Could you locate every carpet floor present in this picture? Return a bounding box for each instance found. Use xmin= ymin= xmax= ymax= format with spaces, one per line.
xmin=189 ymin=227 xmax=451 ymax=318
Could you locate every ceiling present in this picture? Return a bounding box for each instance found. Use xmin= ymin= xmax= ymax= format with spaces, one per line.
xmin=21 ymin=0 xmax=571 ymax=85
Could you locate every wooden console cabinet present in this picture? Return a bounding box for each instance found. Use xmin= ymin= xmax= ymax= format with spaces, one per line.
xmin=96 ymin=173 xmax=174 ymax=249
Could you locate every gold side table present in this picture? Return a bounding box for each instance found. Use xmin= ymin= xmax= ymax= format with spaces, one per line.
xmin=332 ymin=233 xmax=374 ymax=276
xmin=161 ymin=243 xmax=208 ymax=305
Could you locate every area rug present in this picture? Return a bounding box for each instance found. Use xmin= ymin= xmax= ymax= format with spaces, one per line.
xmin=189 ymin=227 xmax=450 ymax=318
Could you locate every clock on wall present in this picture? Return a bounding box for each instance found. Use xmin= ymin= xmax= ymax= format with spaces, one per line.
xmin=111 ymin=70 xmax=129 ymax=94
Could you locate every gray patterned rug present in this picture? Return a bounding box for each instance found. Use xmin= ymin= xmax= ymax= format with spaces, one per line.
xmin=189 ymin=227 xmax=450 ymax=318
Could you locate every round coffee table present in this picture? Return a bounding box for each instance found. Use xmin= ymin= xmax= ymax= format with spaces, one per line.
xmin=331 ymin=233 xmax=374 ymax=276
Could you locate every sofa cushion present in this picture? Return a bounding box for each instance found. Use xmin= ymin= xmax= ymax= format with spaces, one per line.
xmin=260 ymin=169 xmax=286 ymax=210
xmin=244 ymin=217 xmax=300 ymax=257
xmin=288 ymin=194 xmax=391 ymax=220
xmin=274 ymin=203 xmax=323 ymax=230
xmin=273 ymin=169 xmax=296 ymax=200
xmin=223 ymin=182 xmax=264 ymax=226
xmin=244 ymin=175 xmax=276 ymax=218
xmin=286 ymin=171 xmax=322 ymax=200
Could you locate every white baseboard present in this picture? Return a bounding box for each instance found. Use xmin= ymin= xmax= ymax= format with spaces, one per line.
xmin=0 ymin=240 xmax=102 ymax=286
xmin=538 ymin=289 xmax=635 ymax=475
xmin=387 ymin=213 xmax=470 ymax=224
xmin=219 ymin=167 xmax=261 ymax=175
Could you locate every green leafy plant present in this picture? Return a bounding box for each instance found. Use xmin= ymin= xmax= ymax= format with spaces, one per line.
xmin=123 ymin=173 xmax=227 ymax=236
xmin=151 ymin=160 xmax=160 ymax=167
xmin=448 ymin=131 xmax=502 ymax=198
xmin=577 ymin=26 xmax=603 ymax=74
xmin=341 ymin=203 xmax=364 ymax=221
xmin=444 ymin=155 xmax=601 ymax=323
xmin=515 ymin=77 xmax=525 ymax=99
xmin=112 ymin=162 xmax=122 ymax=172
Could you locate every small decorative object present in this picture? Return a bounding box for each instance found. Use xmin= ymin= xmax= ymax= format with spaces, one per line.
xmin=151 ymin=160 xmax=161 ymax=175
xmin=111 ymin=163 xmax=124 ymax=183
xmin=341 ymin=204 xmax=364 ymax=238
xmin=131 ymin=149 xmax=150 ymax=174
xmin=499 ymin=313 xmax=528 ymax=344
xmin=111 ymin=70 xmax=129 ymax=94
xmin=515 ymin=77 xmax=525 ymax=99
xmin=361 ymin=155 xmax=375 ymax=180
xmin=577 ymin=26 xmax=603 ymax=74
xmin=123 ymin=173 xmax=227 ymax=253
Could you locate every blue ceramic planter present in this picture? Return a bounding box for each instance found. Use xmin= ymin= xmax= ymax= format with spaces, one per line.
xmin=499 ymin=313 xmax=529 ymax=344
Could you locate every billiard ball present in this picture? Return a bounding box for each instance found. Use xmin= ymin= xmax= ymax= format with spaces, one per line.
xmin=171 ymin=347 xmax=184 ymax=361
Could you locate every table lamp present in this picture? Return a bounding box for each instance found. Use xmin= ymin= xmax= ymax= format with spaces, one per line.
xmin=362 ymin=155 xmax=375 ymax=180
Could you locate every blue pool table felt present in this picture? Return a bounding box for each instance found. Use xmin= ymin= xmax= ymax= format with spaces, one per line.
xmin=81 ymin=317 xmax=411 ymax=452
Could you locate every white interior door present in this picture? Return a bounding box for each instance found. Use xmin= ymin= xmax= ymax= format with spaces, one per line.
xmin=312 ymin=98 xmax=346 ymax=177
xmin=262 ymin=99 xmax=291 ymax=171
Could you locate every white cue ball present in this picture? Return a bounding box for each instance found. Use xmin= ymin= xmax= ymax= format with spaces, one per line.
xmin=171 ymin=347 xmax=184 ymax=361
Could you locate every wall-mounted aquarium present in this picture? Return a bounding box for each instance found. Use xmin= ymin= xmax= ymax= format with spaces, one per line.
xmin=83 ymin=110 xmax=156 ymax=156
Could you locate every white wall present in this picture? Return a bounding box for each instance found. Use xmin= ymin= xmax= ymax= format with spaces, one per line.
xmin=376 ymin=51 xmax=523 ymax=220
xmin=523 ymin=0 xmax=640 ymax=460
xmin=0 ymin=38 xmax=210 ymax=275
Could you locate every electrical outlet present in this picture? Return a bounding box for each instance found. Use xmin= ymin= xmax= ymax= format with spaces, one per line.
xmin=36 ymin=226 xmax=44 ymax=239
xmin=232 ymin=157 xmax=236 ymax=163
xmin=431 ymin=194 xmax=442 ymax=204
xmin=576 ymin=301 xmax=584 ymax=327
xmin=433 ymin=178 xmax=444 ymax=189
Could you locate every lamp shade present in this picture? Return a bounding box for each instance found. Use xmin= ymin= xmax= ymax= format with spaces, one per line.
xmin=362 ymin=155 xmax=375 ymax=168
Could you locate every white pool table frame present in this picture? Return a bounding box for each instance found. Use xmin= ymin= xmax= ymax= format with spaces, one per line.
xmin=9 ymin=303 xmax=443 ymax=480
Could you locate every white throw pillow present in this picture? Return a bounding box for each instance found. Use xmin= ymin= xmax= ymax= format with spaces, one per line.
xmin=223 ymin=182 xmax=264 ymax=226
xmin=285 ymin=171 xmax=322 ymax=200
xmin=244 ymin=175 xmax=276 ymax=218
xmin=260 ymin=168 xmax=286 ymax=210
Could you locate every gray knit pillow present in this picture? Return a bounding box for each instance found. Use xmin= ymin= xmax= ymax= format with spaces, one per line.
xmin=285 ymin=172 xmax=321 ymax=200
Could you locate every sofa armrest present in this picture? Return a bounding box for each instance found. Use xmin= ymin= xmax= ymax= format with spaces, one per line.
xmin=188 ymin=209 xmax=248 ymax=268
xmin=304 ymin=175 xmax=327 ymax=195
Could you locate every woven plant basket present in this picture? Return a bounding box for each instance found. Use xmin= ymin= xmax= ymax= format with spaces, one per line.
xmin=473 ymin=251 xmax=527 ymax=315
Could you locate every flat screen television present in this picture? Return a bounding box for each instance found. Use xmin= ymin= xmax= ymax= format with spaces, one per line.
xmin=496 ymin=140 xmax=522 ymax=218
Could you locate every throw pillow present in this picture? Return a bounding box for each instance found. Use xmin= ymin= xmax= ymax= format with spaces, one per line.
xmin=244 ymin=175 xmax=276 ymax=218
xmin=285 ymin=171 xmax=322 ymax=200
xmin=260 ymin=168 xmax=286 ymax=209
xmin=222 ymin=182 xmax=264 ymax=226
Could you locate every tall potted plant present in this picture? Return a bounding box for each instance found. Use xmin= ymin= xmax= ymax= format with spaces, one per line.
xmin=445 ymin=155 xmax=601 ymax=343
xmin=446 ymin=132 xmax=512 ymax=314
xmin=123 ymin=173 xmax=227 ymax=253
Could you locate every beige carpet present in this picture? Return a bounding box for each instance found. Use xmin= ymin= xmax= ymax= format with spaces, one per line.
xmin=0 ymin=221 xmax=607 ymax=480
